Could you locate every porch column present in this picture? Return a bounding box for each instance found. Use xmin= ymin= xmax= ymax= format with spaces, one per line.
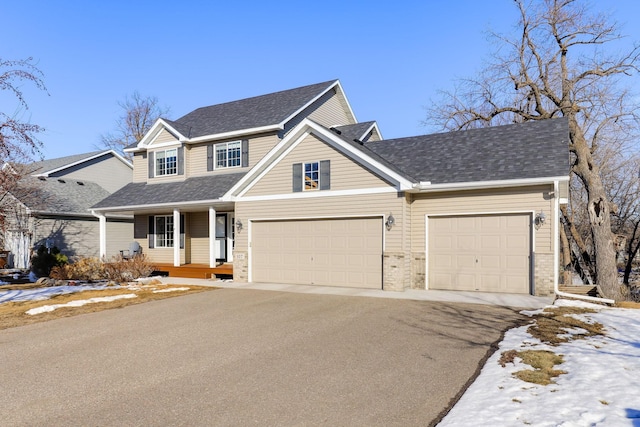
xmin=98 ymin=214 xmax=107 ymax=260
xmin=173 ymin=208 xmax=180 ymax=267
xmin=209 ymin=207 xmax=216 ymax=268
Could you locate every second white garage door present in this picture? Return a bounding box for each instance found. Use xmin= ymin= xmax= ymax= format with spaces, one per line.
xmin=251 ymin=217 xmax=383 ymax=289
xmin=428 ymin=214 xmax=531 ymax=294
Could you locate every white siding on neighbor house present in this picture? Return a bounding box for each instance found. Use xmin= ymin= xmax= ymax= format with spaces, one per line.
xmin=410 ymin=185 xmax=555 ymax=255
xmin=50 ymin=154 xmax=132 ymax=193
xmin=244 ymin=133 xmax=390 ymax=197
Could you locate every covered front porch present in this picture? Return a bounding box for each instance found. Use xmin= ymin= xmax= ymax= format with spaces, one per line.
xmin=94 ymin=202 xmax=237 ymax=272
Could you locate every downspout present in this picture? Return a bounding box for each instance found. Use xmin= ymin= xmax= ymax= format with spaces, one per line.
xmin=552 ymin=180 xmax=615 ymax=305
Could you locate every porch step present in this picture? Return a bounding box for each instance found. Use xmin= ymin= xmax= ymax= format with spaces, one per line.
xmin=558 ymin=285 xmax=598 ymax=297
xmin=153 ymin=263 xmax=233 ymax=279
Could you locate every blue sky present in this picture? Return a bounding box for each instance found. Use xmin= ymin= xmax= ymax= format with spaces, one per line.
xmin=3 ymin=0 xmax=640 ymax=159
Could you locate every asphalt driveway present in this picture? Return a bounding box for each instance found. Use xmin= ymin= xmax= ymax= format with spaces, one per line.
xmin=0 ymin=288 xmax=525 ymax=426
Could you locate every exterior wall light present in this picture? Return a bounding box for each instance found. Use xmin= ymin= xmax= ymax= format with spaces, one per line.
xmin=535 ymin=210 xmax=546 ymax=228
xmin=386 ymin=213 xmax=395 ymax=231
xmin=235 ymin=219 xmax=243 ymax=232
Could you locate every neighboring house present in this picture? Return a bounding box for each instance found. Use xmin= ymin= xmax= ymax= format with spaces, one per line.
xmin=91 ymin=80 xmax=569 ymax=296
xmin=0 ymin=150 xmax=133 ymax=268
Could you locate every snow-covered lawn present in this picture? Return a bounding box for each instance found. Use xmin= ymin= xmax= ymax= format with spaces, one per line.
xmin=0 ymin=284 xmax=114 ymax=304
xmin=439 ymin=299 xmax=640 ymax=426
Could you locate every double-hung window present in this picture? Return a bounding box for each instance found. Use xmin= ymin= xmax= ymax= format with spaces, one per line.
xmin=155 ymin=215 xmax=174 ymax=248
xmin=155 ymin=149 xmax=177 ymax=176
xmin=304 ymin=162 xmax=319 ymax=190
xmin=216 ymin=141 xmax=241 ymax=169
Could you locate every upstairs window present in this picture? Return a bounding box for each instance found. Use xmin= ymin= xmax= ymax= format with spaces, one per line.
xmin=216 ymin=141 xmax=242 ymax=169
xmin=155 ymin=149 xmax=177 ymax=176
xmin=304 ymin=162 xmax=319 ymax=190
xmin=292 ymin=160 xmax=330 ymax=192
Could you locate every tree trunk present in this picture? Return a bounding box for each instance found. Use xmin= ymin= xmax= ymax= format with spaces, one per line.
xmin=559 ymin=221 xmax=573 ymax=285
xmin=569 ymin=122 xmax=626 ymax=300
xmin=623 ymin=220 xmax=640 ymax=285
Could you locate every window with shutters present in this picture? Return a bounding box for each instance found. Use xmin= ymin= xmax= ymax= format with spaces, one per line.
xmin=215 ymin=141 xmax=242 ymax=169
xmin=293 ymin=160 xmax=330 ymax=192
xmin=154 ymin=215 xmax=174 ymax=248
xmin=155 ymin=149 xmax=177 ymax=176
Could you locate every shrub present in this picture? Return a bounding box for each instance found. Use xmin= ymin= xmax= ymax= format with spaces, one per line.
xmin=50 ymin=257 xmax=105 ymax=281
xmin=50 ymin=254 xmax=156 ymax=283
xmin=104 ymin=254 xmax=156 ymax=283
xmin=31 ymin=246 xmax=68 ymax=277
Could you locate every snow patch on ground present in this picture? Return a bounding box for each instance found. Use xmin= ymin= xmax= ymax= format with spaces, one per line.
xmin=438 ymin=300 xmax=640 ymax=426
xmin=153 ymin=287 xmax=190 ymax=293
xmin=0 ymin=285 xmax=114 ymax=304
xmin=25 ymin=294 xmax=138 ymax=315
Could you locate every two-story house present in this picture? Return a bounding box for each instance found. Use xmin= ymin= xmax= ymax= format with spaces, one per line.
xmin=92 ymin=80 xmax=569 ymax=296
xmin=1 ymin=150 xmax=133 ymax=268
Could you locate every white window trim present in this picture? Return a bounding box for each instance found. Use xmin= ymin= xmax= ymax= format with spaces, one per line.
xmin=303 ymin=160 xmax=320 ymax=191
xmin=155 ymin=148 xmax=178 ymax=176
xmin=214 ymin=141 xmax=242 ymax=170
xmin=154 ymin=215 xmax=175 ymax=248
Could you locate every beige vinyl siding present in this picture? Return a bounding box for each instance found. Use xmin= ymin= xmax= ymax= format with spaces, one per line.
xmin=367 ymin=127 xmax=382 ymax=142
xmin=187 ymin=133 xmax=280 ymax=177
xmin=147 ymin=147 xmax=184 ymax=184
xmin=244 ymin=133 xmax=390 ymax=196
xmin=189 ymin=212 xmax=210 ymax=264
xmin=153 ymin=128 xmax=179 ymax=144
xmin=307 ymin=90 xmax=355 ymax=128
xmin=410 ymin=185 xmax=555 ymax=254
xmin=132 ymin=153 xmax=147 ymax=183
xmin=50 ymin=154 xmax=132 ymax=193
xmin=133 ymin=215 xmax=186 ymax=264
xmin=559 ymin=180 xmax=569 ymax=199
xmin=235 ymin=192 xmax=404 ymax=253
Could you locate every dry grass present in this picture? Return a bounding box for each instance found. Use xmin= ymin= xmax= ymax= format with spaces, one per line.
xmin=527 ymin=306 xmax=604 ymax=346
xmin=0 ymin=282 xmax=217 ymax=330
xmin=499 ymin=349 xmax=566 ymax=385
xmin=616 ymin=301 xmax=640 ymax=309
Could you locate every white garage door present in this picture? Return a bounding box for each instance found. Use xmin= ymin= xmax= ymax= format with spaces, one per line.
xmin=428 ymin=214 xmax=531 ymax=294
xmin=251 ymin=217 xmax=382 ymax=289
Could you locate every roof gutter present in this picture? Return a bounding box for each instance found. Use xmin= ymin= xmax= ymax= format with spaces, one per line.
xmin=91 ymin=197 xmax=228 ymax=213
xmin=409 ymin=176 xmax=570 ymax=193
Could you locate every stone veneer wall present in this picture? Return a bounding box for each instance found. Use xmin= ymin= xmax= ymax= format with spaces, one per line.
xmin=410 ymin=252 xmax=426 ymax=289
xmin=383 ymin=252 xmax=405 ymax=291
xmin=233 ymin=251 xmax=248 ymax=282
xmin=534 ymin=252 xmax=554 ymax=296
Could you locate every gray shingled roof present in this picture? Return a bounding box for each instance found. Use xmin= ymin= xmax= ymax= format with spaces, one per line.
xmin=365 ymin=118 xmax=570 ymax=184
xmin=15 ymin=176 xmax=111 ymax=214
xmin=165 ymin=80 xmax=338 ymax=138
xmin=333 ymin=122 xmax=376 ymax=143
xmin=28 ymin=151 xmax=106 ymax=176
xmin=92 ymin=173 xmax=246 ymax=209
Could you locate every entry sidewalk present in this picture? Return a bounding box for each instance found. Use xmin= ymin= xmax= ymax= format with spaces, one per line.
xmin=159 ymin=277 xmax=553 ymax=309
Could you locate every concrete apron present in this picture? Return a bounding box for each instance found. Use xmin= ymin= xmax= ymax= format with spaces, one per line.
xmin=158 ymin=277 xmax=554 ymax=309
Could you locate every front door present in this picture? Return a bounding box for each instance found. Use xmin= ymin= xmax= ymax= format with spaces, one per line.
xmin=216 ymin=214 xmax=227 ymax=262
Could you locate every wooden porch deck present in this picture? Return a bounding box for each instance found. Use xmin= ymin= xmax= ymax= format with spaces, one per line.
xmin=152 ymin=263 xmax=233 ymax=279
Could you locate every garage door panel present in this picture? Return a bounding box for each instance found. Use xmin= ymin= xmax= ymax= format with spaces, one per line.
xmin=252 ymin=218 xmax=382 ymax=289
xmin=429 ymin=214 xmax=531 ymax=294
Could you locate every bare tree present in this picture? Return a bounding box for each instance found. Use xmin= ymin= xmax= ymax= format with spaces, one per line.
xmin=426 ymin=0 xmax=640 ymax=301
xmin=0 ymin=57 xmax=47 ymax=164
xmin=100 ymin=92 xmax=170 ymax=157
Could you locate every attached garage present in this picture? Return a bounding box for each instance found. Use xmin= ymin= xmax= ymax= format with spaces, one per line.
xmin=428 ymin=213 xmax=532 ymax=294
xmin=251 ymin=217 xmax=383 ymax=289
